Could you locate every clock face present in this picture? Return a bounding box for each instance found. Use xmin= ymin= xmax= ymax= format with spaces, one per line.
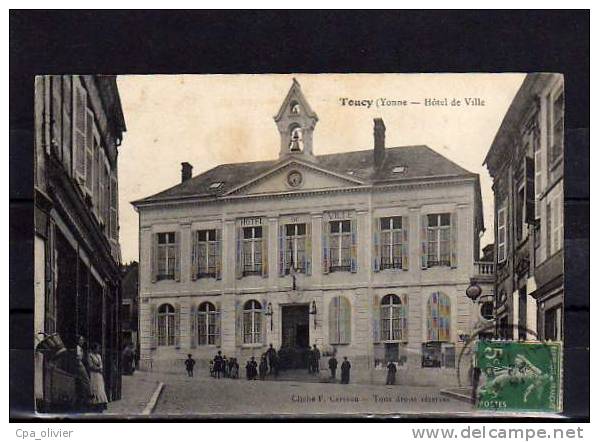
xmin=287 ymin=171 xmax=303 ymax=188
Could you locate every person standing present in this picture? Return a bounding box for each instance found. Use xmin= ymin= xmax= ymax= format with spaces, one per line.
xmin=266 ymin=344 xmax=277 ymax=374
xmin=222 ymin=355 xmax=229 ymax=378
xmin=271 ymin=353 xmax=280 ymax=378
xmin=75 ymin=336 xmax=91 ymax=411
xmin=340 ymin=356 xmax=351 ymax=384
xmin=386 ymin=361 xmax=397 ymax=385
xmin=122 ymin=344 xmax=133 ymax=375
xmin=87 ymin=343 xmax=108 ymax=412
xmin=311 ymin=344 xmax=321 ymax=374
xmin=328 ymin=355 xmax=338 ymax=381
xmin=185 ymin=354 xmax=196 ymax=377
xmin=214 ymin=351 xmax=224 ymax=379
xmin=246 ymin=356 xmax=258 ymax=380
xmin=259 ymin=354 xmax=268 ymax=380
xmin=230 ymin=358 xmax=239 ymax=379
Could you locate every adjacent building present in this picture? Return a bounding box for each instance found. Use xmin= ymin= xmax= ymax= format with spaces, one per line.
xmin=133 ymin=80 xmax=493 ymax=385
xmin=34 ymin=75 xmax=126 ymax=411
xmin=484 ymin=73 xmax=564 ymax=342
xmin=121 ymin=262 xmax=140 ymax=353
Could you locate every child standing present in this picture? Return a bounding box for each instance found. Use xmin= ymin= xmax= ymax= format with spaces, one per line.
xmin=185 ymin=354 xmax=196 ymax=377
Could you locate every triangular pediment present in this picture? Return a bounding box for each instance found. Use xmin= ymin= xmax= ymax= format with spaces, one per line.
xmin=274 ymin=78 xmax=318 ymax=122
xmin=225 ymin=158 xmax=364 ymax=196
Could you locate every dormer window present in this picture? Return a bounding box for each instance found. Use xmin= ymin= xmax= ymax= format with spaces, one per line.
xmin=290 ymin=102 xmax=301 ymax=115
xmin=209 ymin=182 xmax=223 ymax=189
xmin=392 ymin=166 xmax=407 ymax=174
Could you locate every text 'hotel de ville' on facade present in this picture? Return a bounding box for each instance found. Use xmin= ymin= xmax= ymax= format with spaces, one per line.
xmin=132 ymin=80 xmax=496 ymax=386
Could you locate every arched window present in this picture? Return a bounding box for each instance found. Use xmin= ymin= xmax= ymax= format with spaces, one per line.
xmin=381 ymin=294 xmax=407 ymax=341
xmin=290 ymin=101 xmax=301 ymax=114
xmin=426 ymin=292 xmax=451 ymax=342
xmin=158 ymin=303 xmax=175 ymax=346
xmin=198 ymin=302 xmax=218 ymax=345
xmin=329 ymin=296 xmax=351 ymax=344
xmin=243 ymin=300 xmax=262 ymax=344
xmin=288 ymin=125 xmax=303 ymax=152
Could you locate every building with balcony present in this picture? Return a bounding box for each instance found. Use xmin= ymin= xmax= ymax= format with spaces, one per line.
xmin=34 ymin=75 xmax=126 ymax=411
xmin=484 ymin=73 xmax=564 ymax=342
xmin=132 ymin=80 xmax=492 ymax=385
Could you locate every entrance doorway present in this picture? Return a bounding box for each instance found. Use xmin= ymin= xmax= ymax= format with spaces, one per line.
xmin=279 ymin=305 xmax=310 ymax=369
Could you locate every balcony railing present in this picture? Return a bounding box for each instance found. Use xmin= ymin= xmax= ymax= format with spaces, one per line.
xmin=474 ymin=261 xmax=495 ymax=277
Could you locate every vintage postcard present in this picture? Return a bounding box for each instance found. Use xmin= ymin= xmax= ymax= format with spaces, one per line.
xmin=33 ymin=73 xmax=564 ymax=417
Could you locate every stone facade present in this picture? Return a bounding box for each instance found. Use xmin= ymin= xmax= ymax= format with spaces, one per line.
xmin=133 ymin=81 xmax=492 ymax=386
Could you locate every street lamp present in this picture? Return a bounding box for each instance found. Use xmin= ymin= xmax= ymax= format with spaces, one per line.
xmin=466 ymin=279 xmax=482 ymax=303
xmin=309 ymin=300 xmax=317 ymax=327
xmin=265 ymin=302 xmax=273 ymax=331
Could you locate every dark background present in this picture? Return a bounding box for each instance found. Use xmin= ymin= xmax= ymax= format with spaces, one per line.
xmin=10 ymin=10 xmax=589 ymax=421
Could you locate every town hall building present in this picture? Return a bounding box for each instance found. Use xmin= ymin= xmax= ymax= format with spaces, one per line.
xmin=132 ymin=80 xmax=494 ymax=385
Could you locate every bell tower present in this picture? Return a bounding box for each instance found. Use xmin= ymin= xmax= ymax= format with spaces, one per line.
xmin=274 ymin=78 xmax=318 ymax=161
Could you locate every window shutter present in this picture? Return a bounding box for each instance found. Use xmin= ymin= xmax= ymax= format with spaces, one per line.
xmin=174 ymin=303 xmax=181 ymax=348
xmin=340 ymin=297 xmax=351 ymax=344
xmin=235 ymin=300 xmax=242 ymax=347
xmin=151 ymin=233 xmax=158 ymax=283
xmin=450 ymin=212 xmax=458 ymax=269
xmin=174 ymin=231 xmax=181 ymax=281
xmin=150 ymin=304 xmax=157 ymax=349
xmin=401 ymin=216 xmax=409 ymax=270
xmin=73 ymin=79 xmax=87 ymax=184
xmin=191 ymin=231 xmax=198 ymax=281
xmin=350 ymin=218 xmax=358 ymax=273
xmin=373 ymin=217 xmax=381 ymax=272
xmin=322 ymin=218 xmax=330 ymax=274
xmin=372 ymin=295 xmax=381 ymax=343
xmin=525 ymin=157 xmax=535 ymax=225
xmin=278 ymin=224 xmax=286 ymax=277
xmin=305 ymin=222 xmax=312 ymax=276
xmin=189 ymin=303 xmax=197 ymax=348
xmin=61 ymin=76 xmax=72 ymax=173
xmin=546 ymin=201 xmax=552 ymax=256
xmin=50 ymin=76 xmax=62 ymax=158
xmin=329 ymin=297 xmax=339 ymax=344
xmin=215 ymin=302 xmax=222 ymax=347
xmin=215 ymin=229 xmax=222 ymax=280
xmin=85 ymin=109 xmax=94 ymax=192
xmin=261 ymin=224 xmax=269 ymax=278
xmin=420 ymin=215 xmax=429 ymax=269
xmin=236 ymin=227 xmax=243 ymax=279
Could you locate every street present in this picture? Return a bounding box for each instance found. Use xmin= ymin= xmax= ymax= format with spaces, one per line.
xmin=108 ymin=370 xmax=473 ymax=417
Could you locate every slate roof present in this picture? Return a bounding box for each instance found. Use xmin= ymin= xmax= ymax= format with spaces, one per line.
xmin=133 ymin=145 xmax=476 ymax=205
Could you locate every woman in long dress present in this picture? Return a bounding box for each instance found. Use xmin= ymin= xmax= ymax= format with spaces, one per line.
xmin=87 ymin=343 xmax=108 ymax=412
xmin=75 ymin=336 xmax=92 ymax=411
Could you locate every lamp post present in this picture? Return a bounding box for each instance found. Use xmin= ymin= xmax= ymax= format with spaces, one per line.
xmin=465 ymin=278 xmax=483 ymax=342
xmin=309 ymin=300 xmax=317 ymax=327
xmin=265 ymin=302 xmax=273 ymax=331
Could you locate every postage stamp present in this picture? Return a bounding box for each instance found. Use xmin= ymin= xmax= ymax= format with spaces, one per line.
xmin=475 ymin=341 xmax=562 ymax=413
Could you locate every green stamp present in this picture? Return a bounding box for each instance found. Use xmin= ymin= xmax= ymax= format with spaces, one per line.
xmin=475 ymin=341 xmax=562 ymax=413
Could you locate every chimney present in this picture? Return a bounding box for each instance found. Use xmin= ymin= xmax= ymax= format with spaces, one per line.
xmin=373 ymin=118 xmax=386 ymax=168
xmin=181 ymin=162 xmax=193 ymax=183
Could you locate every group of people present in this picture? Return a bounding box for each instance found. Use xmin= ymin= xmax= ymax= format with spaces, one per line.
xmin=327 ymin=355 xmax=352 ymax=384
xmin=244 ymin=344 xmax=281 ymax=381
xmin=74 ymin=336 xmax=109 ymax=412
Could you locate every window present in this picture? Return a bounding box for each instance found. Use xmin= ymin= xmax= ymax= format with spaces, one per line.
xmin=480 ymin=301 xmax=494 ymax=321
xmin=285 ymin=223 xmax=306 ymax=273
xmin=290 ymin=102 xmax=301 ymax=114
xmin=243 ymin=226 xmax=263 ymax=276
xmin=497 ymin=205 xmax=507 ymax=262
xmin=380 ymin=294 xmax=407 ymax=341
xmin=516 ymin=184 xmax=525 ymax=242
xmin=546 ymin=191 xmax=563 ymax=256
xmin=73 ymin=78 xmax=87 ymax=183
xmin=380 ymin=217 xmax=403 ymax=269
xmin=157 ymin=232 xmax=177 ymax=280
xmin=427 ymin=214 xmax=451 ymax=267
xmin=426 ymin=292 xmax=451 ymax=342
xmin=551 ymin=91 xmax=564 ymax=164
xmin=198 ymin=302 xmax=218 ymax=345
xmin=534 ymin=132 xmax=542 ymax=219
xmin=243 ymin=300 xmax=262 ymax=344
xmin=329 ymin=220 xmax=352 ymax=272
xmin=329 ymin=296 xmax=351 ymax=344
xmin=544 ymin=306 xmax=562 ymax=341
xmin=196 ymin=230 xmax=218 ymax=278
xmin=157 ymin=303 xmax=175 ymax=346
xmin=110 ymin=174 xmax=118 ymax=240
xmin=85 ymin=108 xmax=94 ymax=194
xmin=421 ymin=342 xmax=455 ymax=368
xmin=289 ymin=125 xmax=303 ymax=152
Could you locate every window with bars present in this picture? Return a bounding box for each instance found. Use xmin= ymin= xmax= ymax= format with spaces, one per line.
xmin=329 ymin=220 xmax=352 ymax=272
xmin=157 ymin=303 xmax=175 ymax=346
xmin=196 ymin=230 xmax=218 ymax=278
xmin=380 ymin=217 xmax=403 ymax=269
xmin=380 ymin=294 xmax=407 ymax=342
xmin=285 ymin=223 xmax=306 ymax=273
xmin=243 ymin=300 xmax=262 ymax=344
xmin=198 ymin=302 xmax=218 ymax=345
xmin=243 ymin=227 xmax=263 ymax=276
xmin=426 ymin=214 xmax=451 ymax=267
xmin=157 ymin=232 xmax=177 ymax=280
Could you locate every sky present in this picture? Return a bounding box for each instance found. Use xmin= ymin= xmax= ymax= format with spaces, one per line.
xmin=116 ymin=73 xmax=525 ymax=264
